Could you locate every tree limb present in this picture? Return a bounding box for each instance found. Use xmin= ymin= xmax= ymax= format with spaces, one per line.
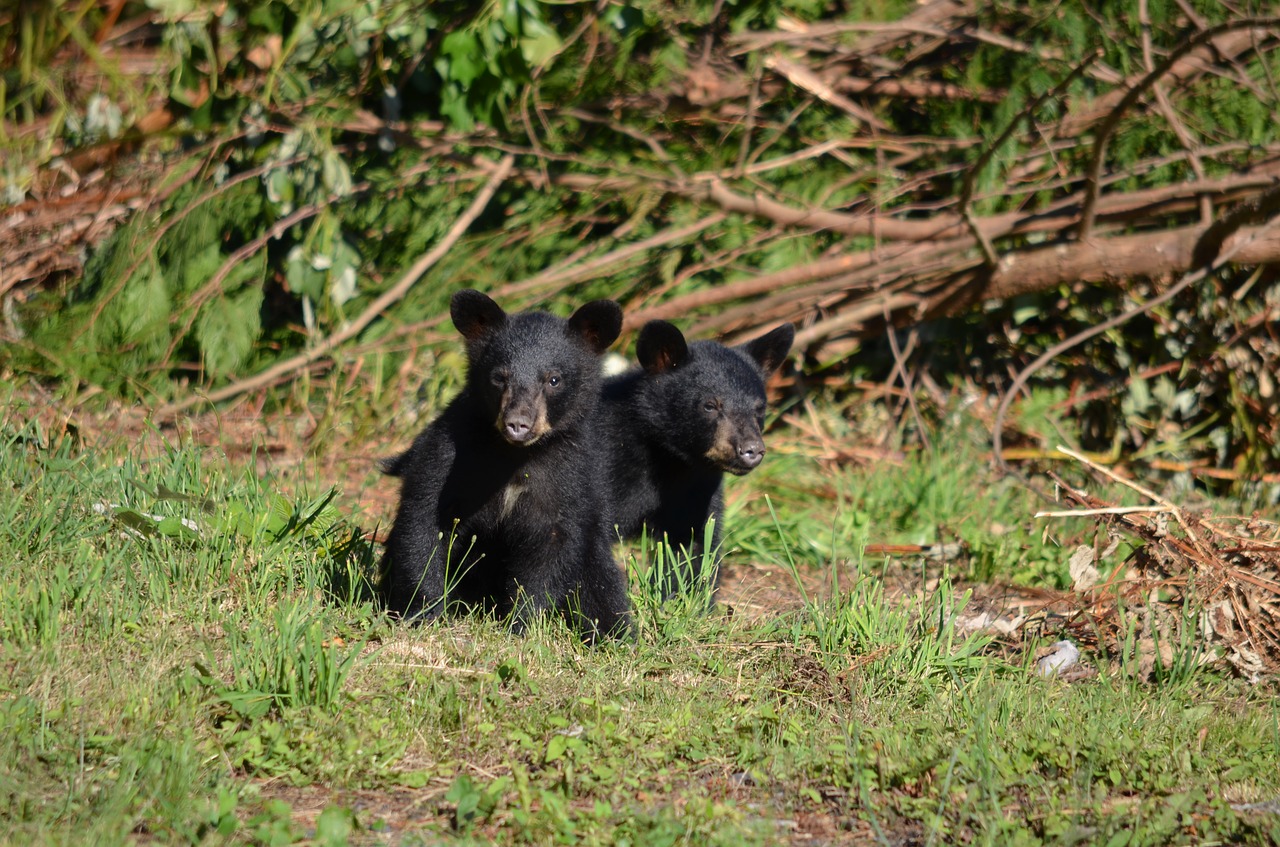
xmin=992 ymin=194 xmax=1280 ymax=479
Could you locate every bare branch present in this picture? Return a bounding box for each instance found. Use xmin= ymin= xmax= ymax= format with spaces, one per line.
xmin=833 ymin=75 xmax=1003 ymax=103
xmin=763 ymin=54 xmax=888 ymax=130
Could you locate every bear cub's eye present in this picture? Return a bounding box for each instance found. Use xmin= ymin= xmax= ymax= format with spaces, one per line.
xmin=546 ymin=373 xmax=562 ymax=388
xmin=702 ymin=399 xmax=720 ymax=413
xmin=491 ymin=371 xmax=509 ymax=388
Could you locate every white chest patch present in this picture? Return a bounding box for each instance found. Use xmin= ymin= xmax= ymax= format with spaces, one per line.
xmin=500 ymin=480 xmax=527 ymax=519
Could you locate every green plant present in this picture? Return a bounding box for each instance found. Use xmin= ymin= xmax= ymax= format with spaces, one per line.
xmin=198 ymin=599 xmax=368 ymax=719
xmin=625 ymin=520 xmax=721 ymax=641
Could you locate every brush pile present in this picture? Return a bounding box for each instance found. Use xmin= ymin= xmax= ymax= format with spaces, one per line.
xmin=4 ymin=1 xmax=1280 ymax=479
xmin=6 ymin=3 xmax=1280 ymax=349
xmin=1040 ymin=448 xmax=1280 ymax=682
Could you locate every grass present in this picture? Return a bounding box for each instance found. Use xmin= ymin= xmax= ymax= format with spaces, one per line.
xmin=2 ymin=393 xmax=1279 ymax=846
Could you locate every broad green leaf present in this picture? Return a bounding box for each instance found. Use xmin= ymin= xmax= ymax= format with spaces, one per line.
xmin=441 ymin=31 xmax=483 ymax=86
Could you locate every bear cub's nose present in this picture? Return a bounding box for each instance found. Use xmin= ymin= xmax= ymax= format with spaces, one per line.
xmin=505 ymin=417 xmax=534 ymax=441
xmin=737 ymin=442 xmax=764 ymax=468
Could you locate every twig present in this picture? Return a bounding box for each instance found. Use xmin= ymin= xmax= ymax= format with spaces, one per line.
xmin=1149 ymin=463 xmax=1280 ymax=485
xmin=745 ymin=92 xmax=818 ymax=170
xmin=502 ymin=213 xmax=727 ymax=299
xmin=156 ymin=155 xmax=515 ymax=418
xmin=635 ymin=224 xmax=785 ymax=308
xmin=626 ymin=237 xmax=949 ymax=326
xmin=791 ymin=291 xmax=923 ymax=349
xmin=1053 ymin=444 xmax=1218 ymax=561
xmin=727 ymin=0 xmax=998 ymax=68
xmin=1139 ymin=0 xmax=1211 ymax=223
xmin=705 ymin=251 xmax=967 ymax=341
xmin=563 ymin=108 xmax=685 ymax=178
xmin=696 ymin=178 xmax=966 ymax=241
xmin=833 ymin=75 xmax=1003 ymax=103
xmin=1053 ymin=445 xmax=1175 ymax=509
xmin=763 ymin=53 xmax=887 ymax=130
xmin=882 ymin=306 xmax=932 ymax=456
xmin=518 ymin=88 xmax=552 ymax=192
xmin=1035 ymin=505 xmax=1175 ymax=518
xmin=735 ymin=60 xmax=764 ymax=177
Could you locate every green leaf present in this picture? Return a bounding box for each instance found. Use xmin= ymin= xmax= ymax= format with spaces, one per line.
xmin=144 ymin=0 xmax=198 ymax=17
xmin=446 ymin=774 xmax=481 ymax=829
xmin=545 ymin=734 xmax=570 ymax=763
xmin=112 ymin=509 xmax=162 ymax=536
xmin=441 ymin=31 xmax=483 ymax=86
xmin=321 ymin=150 xmax=353 ymax=196
xmin=315 ymin=806 xmax=354 ymax=846
xmin=285 ymin=246 xmax=327 ymax=301
xmin=1104 ymin=830 xmax=1132 ymax=847
xmin=438 ymin=85 xmax=474 ymax=130
xmin=394 ymin=770 xmax=431 ymax=788
xmin=156 ymin=515 xmax=200 ymax=541
xmin=218 ymin=690 xmax=274 ymax=720
xmin=520 ymin=19 xmax=561 ymax=66
xmin=328 ymin=239 xmax=361 ymax=307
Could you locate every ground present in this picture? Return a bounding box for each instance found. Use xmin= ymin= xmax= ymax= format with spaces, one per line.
xmin=6 ymin=383 xmax=1279 ymax=846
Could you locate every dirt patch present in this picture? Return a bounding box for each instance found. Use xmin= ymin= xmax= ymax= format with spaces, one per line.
xmin=253 ymin=778 xmax=898 ymax=846
xmin=253 ymin=782 xmax=446 ymax=843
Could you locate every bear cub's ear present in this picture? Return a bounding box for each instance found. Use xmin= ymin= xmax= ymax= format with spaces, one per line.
xmin=739 ymin=324 xmax=794 ymax=375
xmin=451 ymin=289 xmax=508 ymax=342
xmin=567 ymin=300 xmax=623 ymax=354
xmin=637 ymin=320 xmax=690 ymax=374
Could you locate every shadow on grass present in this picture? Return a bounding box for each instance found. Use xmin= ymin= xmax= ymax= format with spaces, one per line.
xmin=321 ymin=524 xmax=382 ymax=608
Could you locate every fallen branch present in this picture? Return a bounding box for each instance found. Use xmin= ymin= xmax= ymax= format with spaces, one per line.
xmin=991 ymin=189 xmax=1280 ymax=479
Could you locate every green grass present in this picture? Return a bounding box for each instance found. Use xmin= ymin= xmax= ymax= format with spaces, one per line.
xmin=2 ymin=400 xmax=1279 ymax=846
xmin=728 ymin=418 xmax=1070 ymax=588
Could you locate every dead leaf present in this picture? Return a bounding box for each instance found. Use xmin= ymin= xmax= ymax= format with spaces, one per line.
xmin=1069 ymin=545 xmax=1100 ymax=591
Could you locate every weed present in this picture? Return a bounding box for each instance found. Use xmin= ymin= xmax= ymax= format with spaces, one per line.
xmin=624 ymin=521 xmax=721 ymax=641
xmin=197 ymin=599 xmax=369 ymax=720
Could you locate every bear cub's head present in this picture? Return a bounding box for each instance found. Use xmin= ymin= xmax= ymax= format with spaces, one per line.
xmin=636 ymin=320 xmax=794 ymax=475
xmin=452 ymin=289 xmax=622 ymax=446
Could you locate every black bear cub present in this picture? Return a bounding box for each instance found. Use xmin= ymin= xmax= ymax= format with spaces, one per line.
xmin=380 ymin=289 xmax=632 ymax=642
xmin=598 ymin=320 xmax=794 ymax=597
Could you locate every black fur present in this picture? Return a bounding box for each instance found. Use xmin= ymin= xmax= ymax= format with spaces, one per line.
xmin=598 ymin=321 xmax=794 ymax=596
xmin=380 ymin=290 xmax=632 ymax=642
